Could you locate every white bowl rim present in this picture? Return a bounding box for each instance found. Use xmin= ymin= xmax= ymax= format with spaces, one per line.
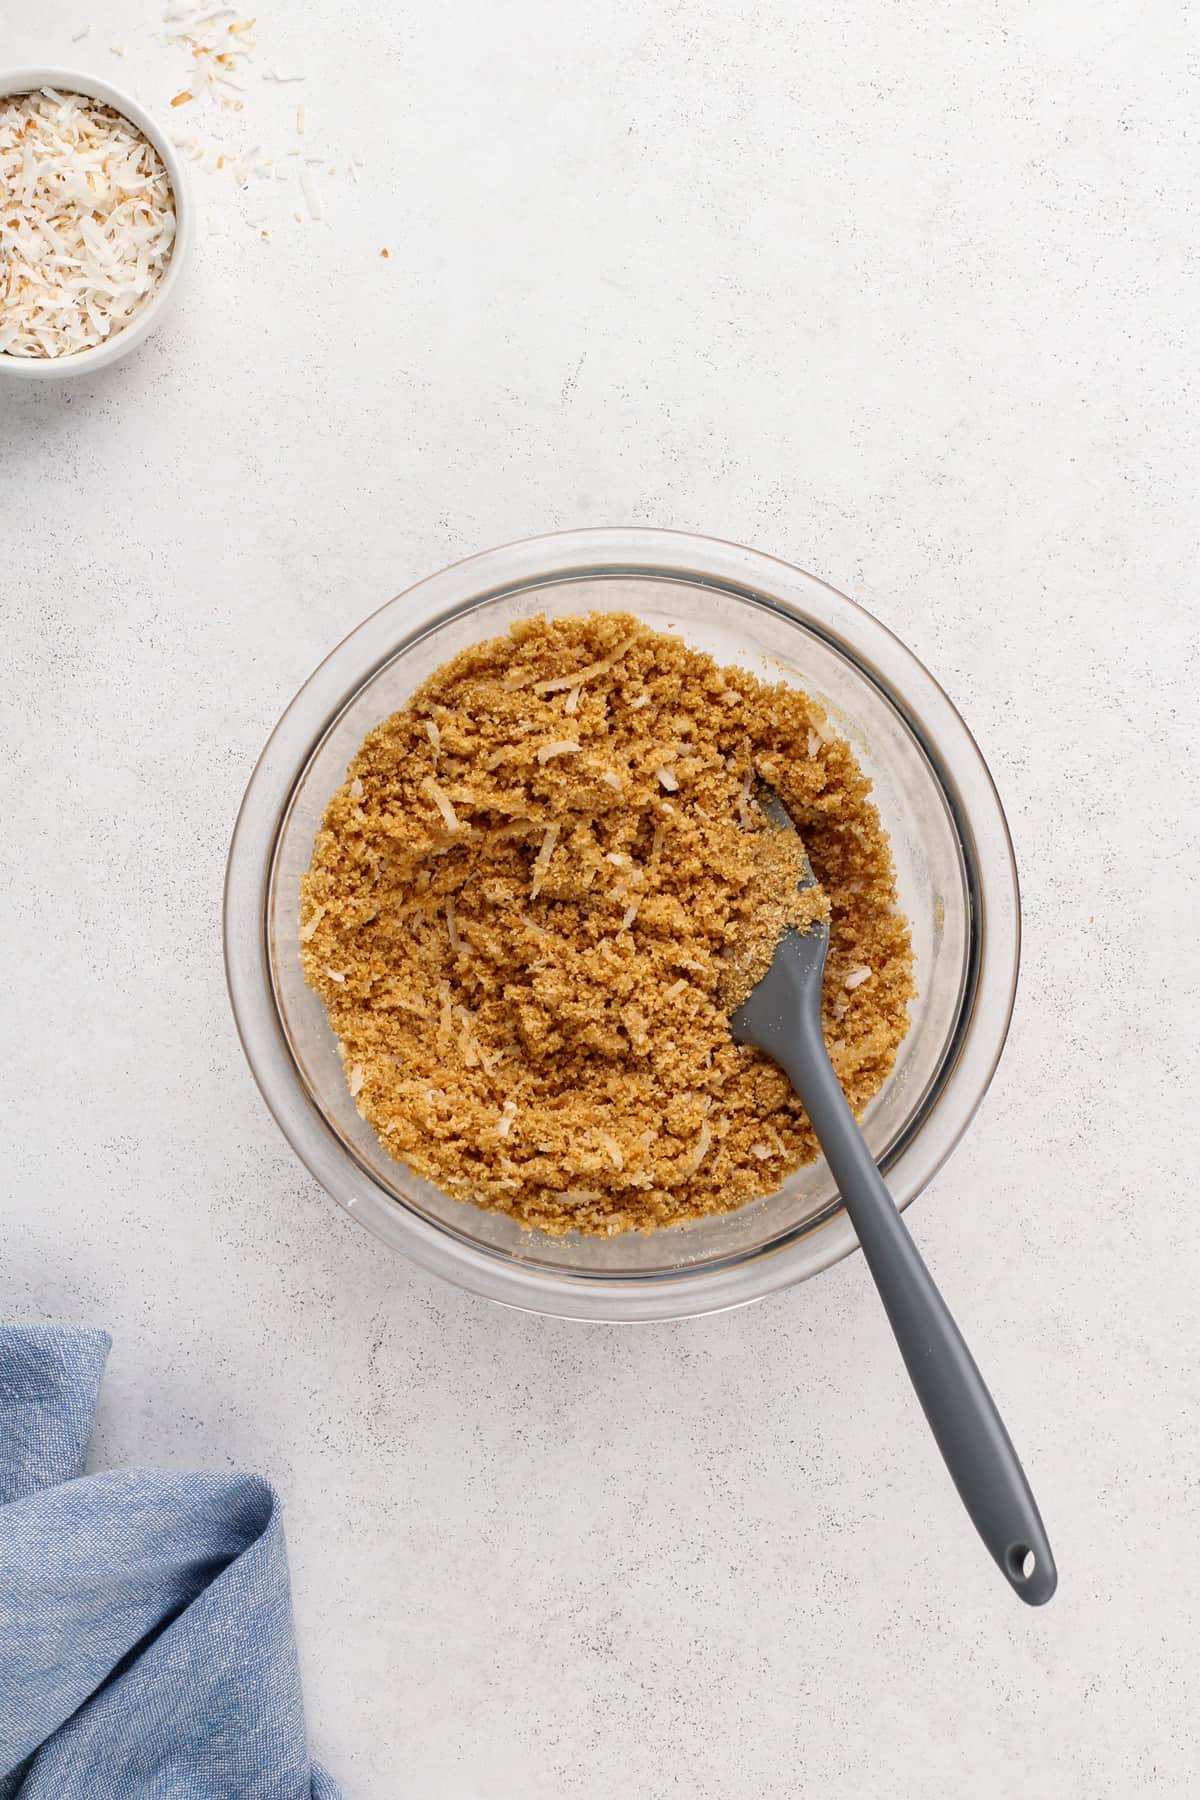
xmin=0 ymin=67 xmax=193 ymax=379
xmin=224 ymin=527 xmax=1021 ymax=1322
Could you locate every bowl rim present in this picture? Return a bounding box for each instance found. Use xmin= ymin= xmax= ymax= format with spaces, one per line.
xmin=0 ymin=67 xmax=193 ymax=379
xmin=224 ymin=527 xmax=1021 ymax=1321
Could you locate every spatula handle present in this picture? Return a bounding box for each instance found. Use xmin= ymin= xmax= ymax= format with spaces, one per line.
xmin=782 ymin=1020 xmax=1057 ymax=1605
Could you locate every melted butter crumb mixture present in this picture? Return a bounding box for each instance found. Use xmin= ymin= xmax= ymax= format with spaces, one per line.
xmin=300 ymin=614 xmax=914 ymax=1235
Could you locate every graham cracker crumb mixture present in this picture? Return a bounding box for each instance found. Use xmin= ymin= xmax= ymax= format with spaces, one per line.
xmin=300 ymin=614 xmax=914 ymax=1236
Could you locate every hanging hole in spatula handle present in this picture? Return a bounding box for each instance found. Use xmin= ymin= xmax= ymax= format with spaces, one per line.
xmin=1005 ymin=1541 xmax=1056 ymax=1604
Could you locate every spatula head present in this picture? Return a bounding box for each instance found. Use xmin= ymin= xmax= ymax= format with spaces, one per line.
xmin=729 ymin=790 xmax=830 ymax=1054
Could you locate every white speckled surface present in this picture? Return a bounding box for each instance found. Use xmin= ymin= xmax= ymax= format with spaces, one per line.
xmin=3 ymin=2 xmax=1199 ymax=1794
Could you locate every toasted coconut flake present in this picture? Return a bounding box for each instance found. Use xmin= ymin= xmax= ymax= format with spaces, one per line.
xmin=563 ymin=684 xmax=581 ymax=714
xmin=750 ymin=1142 xmax=773 ymax=1160
xmin=844 ymin=966 xmax=872 ymax=990
xmin=349 ymin=775 xmax=364 ymax=800
xmin=536 ymin=739 xmax=582 ymax=763
xmin=684 ymin=1120 xmax=712 ymax=1174
xmin=423 ymin=717 xmax=441 ymax=754
xmin=325 ymin=966 xmax=347 ymax=984
xmin=620 ymin=899 xmax=641 ymax=931
xmin=445 ymin=897 xmax=466 ymax=954
xmin=663 ymin=977 xmax=688 ymax=1001
xmin=496 ymin=1100 xmax=518 ymax=1138
xmin=300 ymin=903 xmax=326 ymax=941
xmin=600 ymin=770 xmax=623 ymax=792
xmin=735 ymin=745 xmax=757 ymax=828
xmin=599 ymin=1132 xmax=624 ymax=1169
xmin=348 ymin=1063 xmax=364 ymax=1097
xmin=533 ymin=635 xmax=638 ymax=694
xmin=656 ymin=767 xmax=679 ymax=792
xmin=529 ymin=822 xmax=559 ymax=897
xmin=560 ymin=1189 xmax=602 ymax=1205
xmin=420 ymin=775 xmax=460 ymax=832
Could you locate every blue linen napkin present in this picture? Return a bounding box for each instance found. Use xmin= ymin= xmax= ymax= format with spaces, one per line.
xmin=0 ymin=1326 xmax=339 ymax=1799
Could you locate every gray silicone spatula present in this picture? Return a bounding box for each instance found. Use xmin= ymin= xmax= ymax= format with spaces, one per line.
xmin=731 ymin=791 xmax=1057 ymax=1605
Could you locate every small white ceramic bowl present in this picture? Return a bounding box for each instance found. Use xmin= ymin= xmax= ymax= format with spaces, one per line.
xmin=0 ymin=68 xmax=193 ymax=380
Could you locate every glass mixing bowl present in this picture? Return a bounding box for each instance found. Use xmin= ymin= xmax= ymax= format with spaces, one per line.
xmin=224 ymin=529 xmax=1019 ymax=1321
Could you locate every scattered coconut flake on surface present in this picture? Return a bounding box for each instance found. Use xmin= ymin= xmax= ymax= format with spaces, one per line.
xmin=600 ymin=770 xmax=623 ymax=792
xmin=300 ymin=903 xmax=325 ymax=941
xmin=420 ymin=775 xmax=460 ymax=833
xmin=560 ymin=1190 xmax=602 ymax=1206
xmin=496 ymin=1099 xmax=518 ymax=1138
xmin=563 ymin=684 xmax=581 ymax=715
xmin=163 ymin=5 xmax=259 ymax=112
xmin=537 ymin=740 xmax=581 ymax=763
xmin=663 ymin=978 xmax=689 ymax=1002
xmin=844 ymin=966 xmax=872 ymax=990
xmin=656 ymin=767 xmax=679 ymax=792
xmin=423 ymin=718 xmax=441 ymax=754
xmin=348 ymin=775 xmax=364 ymax=800
xmin=325 ymin=967 xmax=347 ymax=984
xmin=750 ymin=1143 xmax=773 ymax=1160
xmin=620 ymin=899 xmax=641 ymax=931
xmin=263 ymin=66 xmax=306 ymax=82
xmin=0 ymin=88 xmax=177 ymax=360
xmin=300 ymin=166 xmax=321 ymax=219
xmin=348 ymin=1063 xmax=364 ymax=1097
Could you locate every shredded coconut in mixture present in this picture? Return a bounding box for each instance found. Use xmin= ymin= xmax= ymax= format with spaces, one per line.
xmin=301 ymin=615 xmax=914 ymax=1236
xmin=0 ymin=88 xmax=176 ymax=359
